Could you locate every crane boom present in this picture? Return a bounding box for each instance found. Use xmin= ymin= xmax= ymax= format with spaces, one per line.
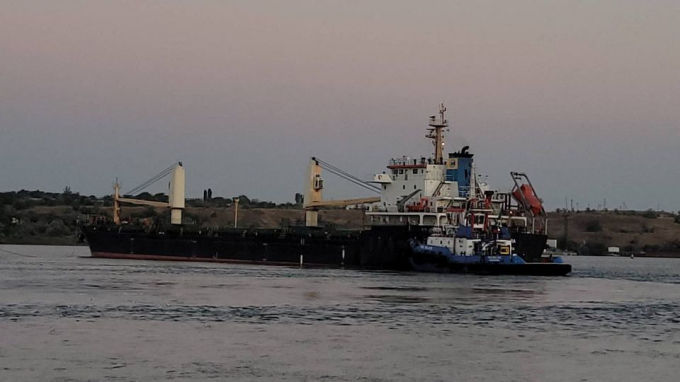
xmin=116 ymin=197 xmax=169 ymax=208
xmin=304 ymin=197 xmax=380 ymax=209
xmin=303 ymin=157 xmax=381 ymax=226
xmin=112 ymin=163 xmax=185 ymax=225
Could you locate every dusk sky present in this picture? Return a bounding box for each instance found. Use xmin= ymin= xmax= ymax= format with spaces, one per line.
xmin=1 ymin=1 xmax=679 ymax=211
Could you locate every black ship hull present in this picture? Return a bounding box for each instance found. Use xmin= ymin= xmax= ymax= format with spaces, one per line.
xmin=81 ymin=225 xmax=549 ymax=272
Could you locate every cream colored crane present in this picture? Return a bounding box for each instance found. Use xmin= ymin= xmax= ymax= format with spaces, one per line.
xmin=303 ymin=157 xmax=380 ymax=226
xmin=113 ymin=162 xmax=185 ymax=225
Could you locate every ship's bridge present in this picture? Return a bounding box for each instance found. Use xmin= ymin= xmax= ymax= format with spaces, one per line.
xmin=368 ymin=152 xmax=463 ymax=227
xmin=362 ymin=104 xmax=482 ymax=227
xmin=387 ymin=156 xmax=430 ymax=169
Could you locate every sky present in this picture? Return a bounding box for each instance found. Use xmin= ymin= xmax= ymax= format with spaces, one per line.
xmin=1 ymin=0 xmax=679 ymax=211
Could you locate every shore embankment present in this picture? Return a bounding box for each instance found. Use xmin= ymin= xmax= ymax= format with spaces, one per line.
xmin=2 ymin=202 xmax=680 ymax=257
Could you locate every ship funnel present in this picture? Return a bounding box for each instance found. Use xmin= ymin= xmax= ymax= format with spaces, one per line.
xmin=168 ymin=163 xmax=185 ymax=225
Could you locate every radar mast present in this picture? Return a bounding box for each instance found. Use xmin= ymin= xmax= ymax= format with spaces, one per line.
xmin=427 ymin=103 xmax=448 ymax=164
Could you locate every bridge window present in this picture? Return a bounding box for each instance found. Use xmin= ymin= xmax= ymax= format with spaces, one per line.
xmin=413 ymin=169 xmax=418 ymax=174
xmin=399 ymin=169 xmax=404 ymax=174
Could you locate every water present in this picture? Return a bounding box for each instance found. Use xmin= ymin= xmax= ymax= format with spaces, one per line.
xmin=1 ymin=245 xmax=679 ymax=381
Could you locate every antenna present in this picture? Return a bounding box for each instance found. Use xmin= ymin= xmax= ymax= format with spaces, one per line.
xmin=426 ymin=103 xmax=448 ymax=164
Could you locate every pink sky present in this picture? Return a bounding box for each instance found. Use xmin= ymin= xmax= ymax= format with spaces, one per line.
xmin=1 ymin=1 xmax=679 ymax=210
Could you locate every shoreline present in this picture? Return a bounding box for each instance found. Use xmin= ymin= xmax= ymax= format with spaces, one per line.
xmin=2 ymin=242 xmax=678 ymax=259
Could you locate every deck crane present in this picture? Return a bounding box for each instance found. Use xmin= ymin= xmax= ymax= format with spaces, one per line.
xmin=304 ymin=157 xmax=381 ymax=226
xmin=112 ymin=162 xmax=185 ymax=225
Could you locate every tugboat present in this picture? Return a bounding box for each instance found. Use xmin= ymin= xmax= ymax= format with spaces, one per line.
xmin=409 ymin=225 xmax=570 ymax=275
xmin=80 ymin=104 xmax=568 ymax=275
xmin=408 ymin=169 xmax=571 ymax=275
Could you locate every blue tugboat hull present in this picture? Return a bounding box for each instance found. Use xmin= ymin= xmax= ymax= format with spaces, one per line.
xmin=409 ymin=243 xmax=571 ymax=276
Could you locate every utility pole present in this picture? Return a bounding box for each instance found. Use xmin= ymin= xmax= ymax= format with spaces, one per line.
xmin=562 ymin=211 xmax=569 ymax=251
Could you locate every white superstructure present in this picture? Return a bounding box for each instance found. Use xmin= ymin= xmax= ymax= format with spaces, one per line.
xmin=366 ymin=104 xmax=473 ymax=226
xmin=303 ymin=104 xmax=548 ymax=235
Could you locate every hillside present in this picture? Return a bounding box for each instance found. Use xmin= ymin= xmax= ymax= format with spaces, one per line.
xmin=547 ymin=211 xmax=680 ymax=255
xmin=0 ymin=204 xmax=368 ymax=245
xmin=2 ymin=196 xmax=680 ymax=256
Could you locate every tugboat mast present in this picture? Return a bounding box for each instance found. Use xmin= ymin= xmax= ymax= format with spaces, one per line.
xmin=427 ymin=103 xmax=448 ymax=164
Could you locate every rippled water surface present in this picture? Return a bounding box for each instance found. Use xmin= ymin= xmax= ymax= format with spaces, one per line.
xmin=1 ymin=245 xmax=679 ymax=381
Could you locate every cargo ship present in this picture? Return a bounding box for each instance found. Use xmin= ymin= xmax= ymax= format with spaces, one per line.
xmin=81 ymin=105 xmax=570 ymax=275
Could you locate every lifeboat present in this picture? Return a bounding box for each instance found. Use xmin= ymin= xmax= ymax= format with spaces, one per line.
xmin=513 ymin=184 xmax=543 ymax=215
xmin=406 ymin=197 xmax=429 ymax=212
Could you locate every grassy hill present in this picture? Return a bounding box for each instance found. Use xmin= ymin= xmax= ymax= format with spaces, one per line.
xmin=547 ymin=210 xmax=680 ymax=255
xmin=2 ymin=194 xmax=680 ymax=256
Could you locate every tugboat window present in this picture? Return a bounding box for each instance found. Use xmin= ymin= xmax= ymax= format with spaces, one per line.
xmin=413 ymin=169 xmax=418 ymax=174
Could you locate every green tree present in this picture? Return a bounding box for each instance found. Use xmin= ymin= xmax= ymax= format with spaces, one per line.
xmin=641 ymin=209 xmax=657 ymax=219
xmin=46 ymin=220 xmax=69 ymax=237
xmin=12 ymin=200 xmax=30 ymax=210
xmin=579 ymin=242 xmax=607 ymax=256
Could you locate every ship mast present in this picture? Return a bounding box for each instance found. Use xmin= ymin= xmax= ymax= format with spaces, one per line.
xmin=113 ymin=179 xmax=121 ymax=225
xmin=427 ymin=103 xmax=448 ymax=164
